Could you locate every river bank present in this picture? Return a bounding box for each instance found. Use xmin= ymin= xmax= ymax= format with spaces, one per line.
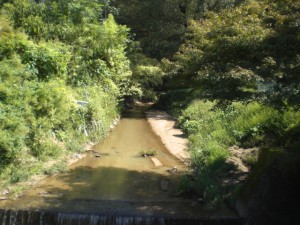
xmin=145 ymin=110 xmax=190 ymax=163
xmin=0 ymin=105 xmax=191 ymax=208
xmin=0 ymin=104 xmax=188 ymax=201
xmin=0 ymin=115 xmax=120 ymax=200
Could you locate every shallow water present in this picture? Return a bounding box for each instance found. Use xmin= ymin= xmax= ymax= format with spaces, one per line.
xmin=1 ymin=107 xmax=187 ymax=207
xmin=0 ymin=106 xmax=240 ymax=222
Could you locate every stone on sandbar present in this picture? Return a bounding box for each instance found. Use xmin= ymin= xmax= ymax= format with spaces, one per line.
xmin=151 ymin=157 xmax=163 ymax=167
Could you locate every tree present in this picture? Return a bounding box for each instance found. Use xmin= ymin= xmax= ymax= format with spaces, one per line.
xmin=164 ymin=0 xmax=300 ymax=107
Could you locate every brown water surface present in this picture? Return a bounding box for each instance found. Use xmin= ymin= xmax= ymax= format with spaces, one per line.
xmin=0 ymin=106 xmax=238 ymax=219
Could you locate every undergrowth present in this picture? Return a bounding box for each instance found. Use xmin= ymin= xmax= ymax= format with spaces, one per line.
xmin=160 ymin=91 xmax=300 ymax=207
xmin=0 ymin=15 xmax=121 ymax=196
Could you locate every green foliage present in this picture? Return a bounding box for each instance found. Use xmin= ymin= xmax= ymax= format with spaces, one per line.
xmin=1 ymin=1 xmax=132 ymax=87
xmin=0 ymin=0 xmax=128 ymax=190
xmin=156 ymin=0 xmax=300 ymax=208
xmin=0 ymin=15 xmax=70 ymax=82
xmin=138 ymin=149 xmax=157 ymax=157
xmin=113 ymin=0 xmax=185 ymax=58
xmin=0 ymin=109 xmax=29 ymax=164
xmin=82 ymin=86 xmax=119 ymax=141
xmin=166 ymin=0 xmax=300 ymax=107
xmin=43 ymin=160 xmax=67 ymax=176
xmin=170 ymin=98 xmax=300 ymax=206
xmin=230 ymin=102 xmax=282 ymax=147
xmin=282 ymin=110 xmax=300 ymax=152
xmin=9 ymin=166 xmax=31 ymax=183
xmin=156 ymin=1 xmax=300 ymax=208
xmin=0 ymin=59 xmax=30 ymax=165
xmin=67 ymin=14 xmax=131 ymax=86
xmin=157 ymin=89 xmax=194 ymax=117
xmin=22 ymin=42 xmax=70 ymax=81
xmin=113 ymin=0 xmax=243 ymax=58
xmin=125 ymin=53 xmax=164 ymax=101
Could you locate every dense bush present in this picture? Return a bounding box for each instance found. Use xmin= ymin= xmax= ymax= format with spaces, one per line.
xmin=125 ymin=53 xmax=165 ymax=101
xmin=165 ymin=0 xmax=300 ymax=107
xmin=158 ymin=0 xmax=300 ymax=209
xmin=165 ymin=97 xmax=300 ymax=206
xmin=0 ymin=0 xmax=128 ymax=192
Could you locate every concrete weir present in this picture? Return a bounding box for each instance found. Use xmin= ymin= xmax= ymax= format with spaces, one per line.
xmin=0 ymin=207 xmax=243 ymax=225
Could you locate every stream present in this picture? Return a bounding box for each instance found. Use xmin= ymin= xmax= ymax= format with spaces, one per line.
xmin=0 ymin=106 xmax=243 ymax=225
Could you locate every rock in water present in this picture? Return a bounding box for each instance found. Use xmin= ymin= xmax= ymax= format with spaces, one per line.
xmin=151 ymin=157 xmax=163 ymax=167
xmin=166 ymin=166 xmax=178 ymax=173
xmin=160 ymin=178 xmax=170 ymax=191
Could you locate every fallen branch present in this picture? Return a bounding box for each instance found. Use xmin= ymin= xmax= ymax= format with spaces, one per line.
xmin=85 ymin=149 xmax=99 ymax=154
xmin=85 ymin=150 xmax=109 ymax=157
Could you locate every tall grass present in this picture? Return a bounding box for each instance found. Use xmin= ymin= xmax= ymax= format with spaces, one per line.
xmin=173 ymin=99 xmax=300 ymax=206
xmin=0 ymin=74 xmax=120 ymax=194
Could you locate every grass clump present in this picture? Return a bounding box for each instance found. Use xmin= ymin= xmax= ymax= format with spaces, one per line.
xmin=138 ymin=149 xmax=157 ymax=157
xmin=165 ymin=96 xmax=300 ymax=207
xmin=0 ymin=16 xmax=123 ymax=192
xmin=43 ymin=161 xmax=67 ymax=176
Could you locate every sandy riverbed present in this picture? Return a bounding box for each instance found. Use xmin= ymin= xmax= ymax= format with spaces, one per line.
xmin=145 ymin=110 xmax=190 ymax=163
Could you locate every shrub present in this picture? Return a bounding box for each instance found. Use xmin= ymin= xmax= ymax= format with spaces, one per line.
xmin=43 ymin=161 xmax=67 ymax=176
xmin=22 ymin=41 xmax=70 ymax=81
xmin=0 ymin=13 xmax=123 ymax=190
xmin=138 ymin=149 xmax=157 ymax=157
xmin=173 ymin=98 xmax=300 ymax=206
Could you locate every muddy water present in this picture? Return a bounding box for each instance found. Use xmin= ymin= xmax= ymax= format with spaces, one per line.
xmin=26 ymin=107 xmax=185 ymax=201
xmin=0 ymin=108 xmax=187 ymax=210
xmin=0 ymin=107 xmax=240 ymax=221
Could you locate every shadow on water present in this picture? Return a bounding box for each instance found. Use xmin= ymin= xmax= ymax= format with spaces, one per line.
xmin=0 ymin=103 xmax=244 ymax=224
xmin=122 ymin=110 xmax=146 ymax=119
xmin=38 ymin=166 xmax=184 ymax=206
xmin=0 ymin=166 xmax=244 ymax=224
xmin=1 ymin=166 xmax=196 ymax=214
xmin=0 ymin=166 xmax=244 ymax=225
xmin=121 ymin=103 xmax=152 ymax=119
xmin=121 ymin=103 xmax=173 ymax=122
